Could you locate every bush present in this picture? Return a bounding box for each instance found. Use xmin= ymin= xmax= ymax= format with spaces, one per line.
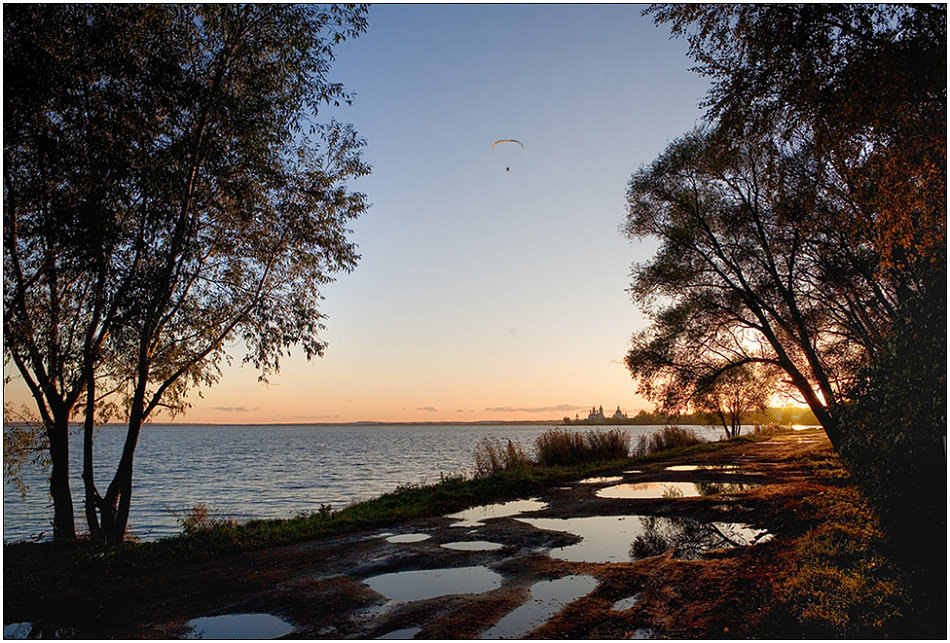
xmin=838 ymin=285 xmax=946 ymax=628
xmin=473 ymin=437 xmax=529 ymax=477
xmin=634 ymin=425 xmax=703 ymax=456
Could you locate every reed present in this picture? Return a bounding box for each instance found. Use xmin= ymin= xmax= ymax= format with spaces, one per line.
xmin=634 ymin=425 xmax=703 ymax=456
xmin=472 ymin=437 xmax=530 ymax=478
xmin=534 ymin=428 xmax=631 ymax=467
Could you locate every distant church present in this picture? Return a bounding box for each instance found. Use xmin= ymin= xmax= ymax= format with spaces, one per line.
xmin=588 ymin=405 xmax=606 ymax=423
xmin=580 ymin=405 xmax=627 ymax=424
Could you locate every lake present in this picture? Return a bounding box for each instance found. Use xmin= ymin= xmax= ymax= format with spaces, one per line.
xmin=3 ymin=423 xmax=727 ymax=543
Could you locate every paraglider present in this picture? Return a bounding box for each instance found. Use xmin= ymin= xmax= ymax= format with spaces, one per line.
xmin=492 ymin=139 xmax=523 ymax=172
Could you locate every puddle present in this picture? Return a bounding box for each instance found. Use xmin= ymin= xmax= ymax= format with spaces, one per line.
xmin=386 ymin=533 xmax=431 ymax=544
xmin=664 ymin=464 xmax=738 ymax=472
xmin=441 ymin=540 xmax=504 ymax=551
xmin=611 ymin=594 xmax=641 ymax=611
xmin=481 ymin=575 xmax=599 ymax=639
xmin=578 ymin=475 xmax=624 ymax=484
xmin=446 ymin=499 xmax=547 ymax=527
xmin=596 ymin=480 xmax=758 ymax=499
xmin=622 ymin=469 xmax=643 ymax=474
xmin=376 ymin=626 xmax=422 ymax=639
xmin=519 ymin=515 xmax=771 ymax=563
xmin=183 ymin=613 xmax=294 ymax=639
xmin=518 ymin=516 xmax=648 ymax=563
xmin=3 ymin=623 xmax=32 ymax=639
xmin=365 ymin=566 xmax=503 ymax=603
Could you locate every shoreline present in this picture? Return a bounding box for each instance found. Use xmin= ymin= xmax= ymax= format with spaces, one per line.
xmin=6 ymin=428 xmax=936 ymax=638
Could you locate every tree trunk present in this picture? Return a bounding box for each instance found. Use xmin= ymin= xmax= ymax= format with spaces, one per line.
xmin=47 ymin=413 xmax=76 ymax=541
xmin=81 ymin=374 xmax=102 ymax=542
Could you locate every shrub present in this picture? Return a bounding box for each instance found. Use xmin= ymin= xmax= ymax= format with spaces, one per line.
xmin=634 ymin=425 xmax=703 ymax=456
xmin=473 ymin=437 xmax=529 ymax=477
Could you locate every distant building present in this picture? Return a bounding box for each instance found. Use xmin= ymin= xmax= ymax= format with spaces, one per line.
xmin=587 ymin=405 xmax=606 ymax=423
xmin=612 ymin=406 xmax=627 ymax=421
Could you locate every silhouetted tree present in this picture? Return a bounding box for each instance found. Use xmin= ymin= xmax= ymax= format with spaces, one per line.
xmin=4 ymin=4 xmax=370 ymax=543
xmin=693 ymin=365 xmax=773 ymax=438
xmin=627 ymin=4 xmax=945 ymax=451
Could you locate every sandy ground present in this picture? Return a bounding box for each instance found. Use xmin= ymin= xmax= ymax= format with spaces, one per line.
xmin=4 ymin=430 xmax=833 ymax=639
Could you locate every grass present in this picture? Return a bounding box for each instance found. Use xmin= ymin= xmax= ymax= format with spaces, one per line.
xmin=754 ymin=450 xmax=914 ymax=638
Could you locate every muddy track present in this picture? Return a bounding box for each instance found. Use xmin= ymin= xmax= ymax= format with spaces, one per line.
xmin=5 ymin=430 xmax=833 ymax=639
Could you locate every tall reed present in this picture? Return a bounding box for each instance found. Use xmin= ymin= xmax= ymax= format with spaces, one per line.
xmin=534 ymin=428 xmax=631 ymax=467
xmin=634 ymin=425 xmax=703 ymax=456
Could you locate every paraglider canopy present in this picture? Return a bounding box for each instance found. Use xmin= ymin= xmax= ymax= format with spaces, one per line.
xmin=491 ymin=139 xmax=524 ymax=149
xmin=492 ymin=139 xmax=523 ymax=171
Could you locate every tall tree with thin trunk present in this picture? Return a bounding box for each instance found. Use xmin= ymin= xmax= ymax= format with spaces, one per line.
xmin=4 ymin=4 xmax=370 ymax=543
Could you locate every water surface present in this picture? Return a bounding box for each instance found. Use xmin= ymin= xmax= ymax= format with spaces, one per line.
xmin=3 ymin=423 xmax=726 ymax=542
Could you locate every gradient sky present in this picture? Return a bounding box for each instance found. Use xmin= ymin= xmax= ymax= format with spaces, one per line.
xmin=5 ymin=4 xmax=712 ymax=424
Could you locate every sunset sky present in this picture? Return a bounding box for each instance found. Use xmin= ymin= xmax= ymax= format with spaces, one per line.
xmin=5 ymin=4 xmax=711 ymax=424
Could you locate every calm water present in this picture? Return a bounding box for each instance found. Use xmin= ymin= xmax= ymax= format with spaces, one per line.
xmin=3 ymin=423 xmax=726 ymax=543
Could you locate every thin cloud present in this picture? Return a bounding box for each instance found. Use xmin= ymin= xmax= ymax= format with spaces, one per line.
xmin=416 ymin=406 xmax=439 ymax=412
xmin=485 ymin=404 xmax=586 ymax=414
xmin=210 ymin=406 xmax=261 ymax=413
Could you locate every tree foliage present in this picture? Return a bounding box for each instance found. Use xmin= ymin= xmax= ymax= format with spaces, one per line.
xmin=647 ymin=4 xmax=946 ymax=280
xmin=626 ymin=5 xmax=946 ymax=451
xmin=4 ymin=4 xmax=370 ymax=542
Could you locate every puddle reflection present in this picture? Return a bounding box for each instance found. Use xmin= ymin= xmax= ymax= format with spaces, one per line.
xmin=631 ymin=517 xmax=771 ymax=560
xmin=664 ymin=464 xmax=738 ymax=472
xmin=481 ymin=575 xmax=599 ymax=639
xmin=518 ymin=515 xmax=770 ymax=563
xmin=376 ymin=626 xmax=422 ymax=639
xmin=183 ymin=613 xmax=294 ymax=639
xmin=386 ymin=533 xmax=430 ymax=544
xmin=596 ymin=480 xmax=758 ymax=499
xmin=365 ymin=565 xmax=503 ymax=603
xmin=441 ymin=540 xmax=504 ymax=551
xmin=578 ymin=475 xmax=624 ymax=484
xmin=611 ymin=594 xmax=641 ymax=611
xmin=446 ymin=499 xmax=547 ymax=527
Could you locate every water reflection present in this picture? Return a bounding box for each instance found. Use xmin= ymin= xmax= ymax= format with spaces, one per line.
xmin=518 ymin=515 xmax=770 ymax=563
xmin=611 ymin=594 xmax=641 ymax=611
xmin=441 ymin=540 xmax=504 ymax=551
xmin=481 ymin=575 xmax=599 ymax=639
xmin=376 ymin=626 xmax=422 ymax=639
xmin=664 ymin=464 xmax=738 ymax=472
xmin=596 ymin=480 xmax=758 ymax=499
xmin=445 ymin=499 xmax=547 ymax=527
xmin=365 ymin=566 xmax=503 ymax=603
xmin=386 ymin=533 xmax=430 ymax=544
xmin=183 ymin=613 xmax=294 ymax=639
xmin=630 ymin=516 xmax=772 ymax=560
xmin=578 ymin=476 xmax=624 ymax=484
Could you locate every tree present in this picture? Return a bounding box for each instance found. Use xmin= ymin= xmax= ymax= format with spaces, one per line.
xmin=4 ymin=4 xmax=370 ymax=543
xmin=646 ymin=4 xmax=946 ymax=283
xmin=693 ymin=365 xmax=772 ymax=438
xmin=626 ymin=5 xmax=946 ymax=451
xmin=625 ymin=129 xmax=877 ymax=449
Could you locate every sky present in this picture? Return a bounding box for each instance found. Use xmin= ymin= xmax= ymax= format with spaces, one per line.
xmin=5 ymin=4 xmax=712 ymax=424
